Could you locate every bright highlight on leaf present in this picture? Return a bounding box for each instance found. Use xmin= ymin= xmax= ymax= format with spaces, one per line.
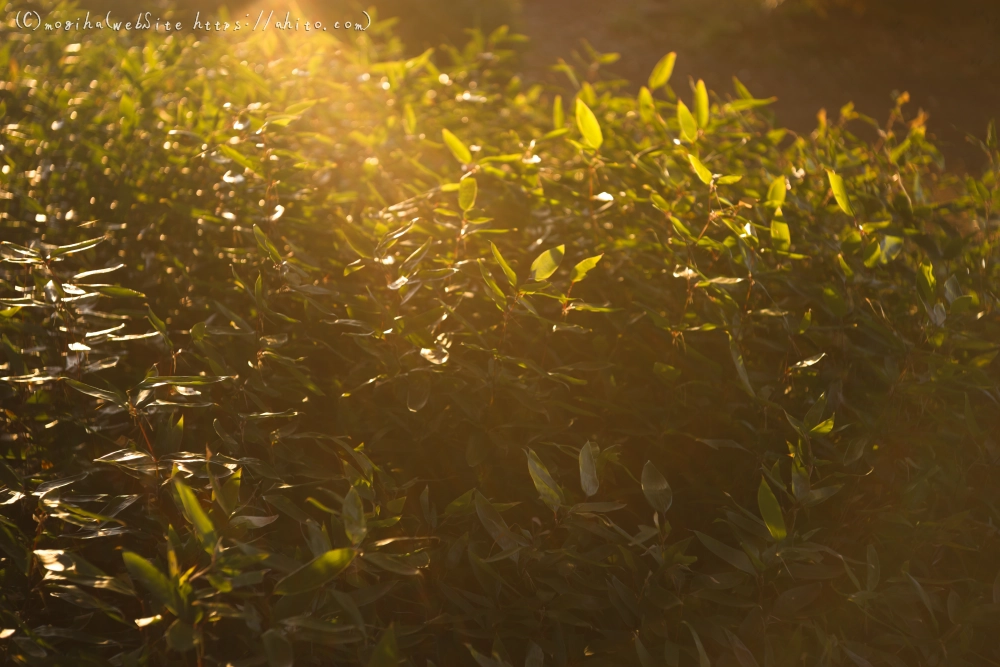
xmin=575 ymin=99 xmax=603 ymax=150
xmin=570 ymin=254 xmax=603 ymax=284
xmin=687 ymin=154 xmax=713 ymax=185
xmin=526 ymin=448 xmax=565 ymax=511
xmin=529 ymin=245 xmax=565 ymax=282
xmin=827 ymin=169 xmax=854 ymax=216
xmin=273 ymin=548 xmax=356 ymax=596
xmin=458 ymin=176 xmax=477 ymax=212
xmin=490 ymin=242 xmax=518 ymax=287
xmin=553 ymin=94 xmax=564 ymax=129
xmin=767 ymin=175 xmax=787 ymax=206
xmin=442 ymin=128 xmax=472 ymax=164
xmin=677 ymin=100 xmax=698 ymax=142
xmin=757 ymin=477 xmax=787 ymax=541
xmin=648 ymin=52 xmax=677 ymax=89
xmin=694 ymin=79 xmax=709 ymax=128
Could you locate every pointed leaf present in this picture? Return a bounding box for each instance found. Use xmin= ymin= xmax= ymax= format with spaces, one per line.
xmin=490 ymin=242 xmax=518 ymax=287
xmin=757 ymin=477 xmax=787 ymax=541
xmin=693 ymin=531 xmax=755 ymax=575
xmin=688 ymin=154 xmax=713 ymax=185
xmin=570 ymin=254 xmax=603 ymax=284
xmin=262 ymin=628 xmax=294 ymax=667
xmin=641 ymin=461 xmax=672 ymax=513
xmin=442 ymin=128 xmax=472 ymax=164
xmin=694 ymin=79 xmax=709 ymax=127
xmin=767 ymin=176 xmax=787 ymax=206
xmin=526 ymin=448 xmax=565 ymax=511
xmin=578 ymin=442 xmax=599 ymax=497
xmin=648 ymin=52 xmax=677 ymax=89
xmin=343 ymin=486 xmax=367 ymax=545
xmin=367 ymin=625 xmax=398 ymax=667
xmin=122 ymin=551 xmax=178 ymax=615
xmin=677 ymin=100 xmax=698 ymax=142
xmin=459 ymin=176 xmax=478 ymax=212
xmin=770 ymin=219 xmax=790 ymax=253
xmin=866 ymin=544 xmax=880 ymax=591
xmin=827 ymin=169 xmax=854 ymax=216
xmin=575 ymin=99 xmax=603 ymax=150
xmin=273 ymin=548 xmax=356 ymax=595
xmin=529 ymin=245 xmax=565 ymax=282
xmin=174 ymin=478 xmax=216 ymax=553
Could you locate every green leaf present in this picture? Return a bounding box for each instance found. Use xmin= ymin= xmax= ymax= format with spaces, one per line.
xmin=64 ymin=379 xmax=127 ymax=408
xmin=262 ymin=628 xmax=294 ymax=667
xmin=174 ymin=478 xmax=216 ymax=554
xmin=479 ymin=260 xmax=508 ymax=309
xmin=770 ymin=219 xmax=791 ymax=253
xmin=767 ymin=175 xmax=787 ymax=206
xmin=166 ymin=620 xmax=196 ymax=653
xmin=757 ymin=477 xmax=787 ymax=541
xmin=694 ymin=79 xmax=709 ymax=127
xmin=403 ymin=102 xmax=417 ymax=134
xmin=122 ymin=551 xmax=178 ymax=616
xmin=578 ymin=442 xmax=600 ymax=497
xmin=526 ymin=448 xmax=565 ymax=511
xmin=917 ymin=261 xmax=936 ymax=301
xmin=641 ymin=461 xmax=672 ymax=513
xmin=827 ymin=169 xmax=854 ymax=216
xmin=866 ymin=544 xmax=880 ymax=591
xmin=677 ymin=100 xmax=698 ymax=142
xmin=552 ymin=94 xmax=564 ymax=129
xmin=653 ymin=362 xmax=681 ymax=383
xmin=638 ymin=86 xmax=656 ymax=123
xmin=490 ymin=242 xmax=518 ymax=287
xmin=688 ymin=154 xmax=713 ymax=185
xmin=367 ymin=625 xmax=399 ymax=667
xmin=442 ymin=128 xmax=472 ymax=164
xmin=220 ymin=145 xmax=259 ymax=175
xmin=273 ymin=548 xmax=356 ymax=596
xmin=342 ymin=486 xmax=367 ymax=545
xmin=682 ymin=621 xmax=711 ymax=667
xmin=529 ymin=245 xmax=565 ymax=282
xmin=648 ymin=52 xmax=677 ymax=89
xmin=575 ymin=99 xmax=603 ymax=150
xmin=525 ymin=641 xmax=544 ymax=667
xmin=459 ymin=176 xmax=478 ymax=212
xmin=254 ymin=225 xmax=282 ymax=264
xmin=569 ymin=254 xmax=603 ymax=284
xmin=96 ymin=286 xmax=145 ymax=299
xmin=693 ymin=531 xmax=756 ymax=575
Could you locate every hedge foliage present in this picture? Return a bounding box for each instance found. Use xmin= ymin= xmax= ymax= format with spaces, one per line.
xmin=2 ymin=2 xmax=1000 ymax=666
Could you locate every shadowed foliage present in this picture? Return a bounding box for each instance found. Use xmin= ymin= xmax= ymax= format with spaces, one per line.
xmin=1 ymin=2 xmax=1000 ymax=665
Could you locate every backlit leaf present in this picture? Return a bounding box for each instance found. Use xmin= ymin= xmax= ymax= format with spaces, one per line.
xmin=273 ymin=548 xmax=356 ymax=596
xmin=641 ymin=461 xmax=672 ymax=513
xmin=575 ymin=99 xmax=603 ymax=150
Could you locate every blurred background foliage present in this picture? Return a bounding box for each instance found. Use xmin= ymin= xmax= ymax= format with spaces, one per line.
xmin=2 ymin=0 xmax=1000 ymax=666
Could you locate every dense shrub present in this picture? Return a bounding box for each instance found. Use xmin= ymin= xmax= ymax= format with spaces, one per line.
xmin=2 ymin=2 xmax=1000 ymax=665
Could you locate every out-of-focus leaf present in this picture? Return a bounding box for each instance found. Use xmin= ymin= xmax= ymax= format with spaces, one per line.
xmin=273 ymin=548 xmax=356 ymax=595
xmin=442 ymin=128 xmax=472 ymax=164
xmin=757 ymin=477 xmax=786 ymax=541
xmin=575 ymin=98 xmax=603 ymax=150
xmin=578 ymin=441 xmax=599 ymax=497
xmin=529 ymin=245 xmax=565 ymax=282
xmin=641 ymin=461 xmax=672 ymax=513
xmin=526 ymin=448 xmax=565 ymax=511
